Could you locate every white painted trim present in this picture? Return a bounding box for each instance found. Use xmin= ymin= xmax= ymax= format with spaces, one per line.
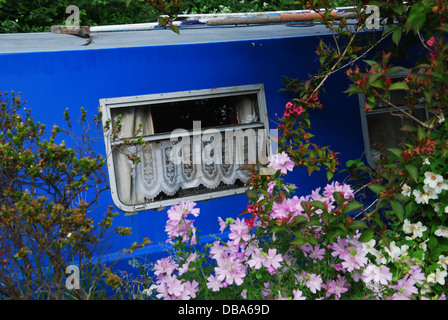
xmin=90 ymin=7 xmax=356 ymax=33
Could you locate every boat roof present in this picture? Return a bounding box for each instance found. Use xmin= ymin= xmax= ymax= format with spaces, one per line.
xmin=0 ymin=22 xmax=335 ymax=54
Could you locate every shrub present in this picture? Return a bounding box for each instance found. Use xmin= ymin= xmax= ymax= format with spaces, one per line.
xmin=0 ymin=91 xmax=132 ymax=299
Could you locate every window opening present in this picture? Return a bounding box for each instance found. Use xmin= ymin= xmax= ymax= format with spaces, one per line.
xmin=100 ymin=84 xmax=271 ymax=213
xmin=358 ymin=70 xmax=429 ymax=167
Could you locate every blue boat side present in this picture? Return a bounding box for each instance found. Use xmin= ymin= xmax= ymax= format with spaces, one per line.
xmin=0 ymin=23 xmax=365 ymax=267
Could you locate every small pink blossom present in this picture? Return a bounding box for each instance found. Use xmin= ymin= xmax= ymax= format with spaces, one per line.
xmin=293 ymin=289 xmax=307 ymax=300
xmin=323 ymin=181 xmax=355 ymax=202
xmin=206 ymin=274 xmax=223 ymax=292
xmin=247 ymin=247 xmax=266 ymax=270
xmin=309 ymin=245 xmax=326 ymax=261
xmin=181 ymin=280 xmax=199 ymax=300
xmin=267 ymin=181 xmax=276 ymax=194
xmin=409 ymin=264 xmax=426 ymax=285
xmin=262 ymin=248 xmax=283 ymax=273
xmin=328 ymin=237 xmax=348 ymax=258
xmin=162 ymin=274 xmax=184 ymax=299
xmin=167 ymin=200 xmax=200 ymax=223
xmin=277 ymin=291 xmax=288 ymax=300
xmin=153 ymin=256 xmax=178 ymax=279
xmin=268 ymin=151 xmax=295 ymax=174
xmin=340 ymin=247 xmax=368 ymax=272
xmin=305 ymin=273 xmax=323 ymax=294
xmin=323 ymin=275 xmax=350 ymax=299
xmin=209 ymin=241 xmax=226 ymax=260
xmin=389 ymin=274 xmax=418 ymax=298
xmin=229 ymin=218 xmax=251 ymax=245
xmin=362 ymin=264 xmax=392 ymax=285
xmin=217 ymin=217 xmax=226 ymax=233
xmin=427 ymin=36 xmax=436 ymax=47
xmin=270 ymin=200 xmax=290 ymax=220
xmin=270 ymin=196 xmax=303 ymax=221
xmin=166 ymin=201 xmax=200 ymax=244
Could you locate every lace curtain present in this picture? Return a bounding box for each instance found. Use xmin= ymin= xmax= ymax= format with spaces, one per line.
xmin=112 ymin=98 xmax=257 ymax=206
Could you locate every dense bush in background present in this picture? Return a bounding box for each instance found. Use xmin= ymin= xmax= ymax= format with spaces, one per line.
xmin=0 ymin=0 xmax=157 ymax=33
xmin=0 ymin=0 xmax=349 ymax=33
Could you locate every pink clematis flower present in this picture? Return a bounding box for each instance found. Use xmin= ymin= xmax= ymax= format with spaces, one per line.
xmin=323 ymin=275 xmax=350 ymax=299
xmin=262 ymin=248 xmax=283 ymax=274
xmin=229 ymin=218 xmax=251 ymax=245
xmin=305 ymin=273 xmax=323 ymax=294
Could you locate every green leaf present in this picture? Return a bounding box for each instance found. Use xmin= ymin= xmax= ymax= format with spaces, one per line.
xmin=400 ymin=124 xmax=417 ymax=133
xmin=306 ymin=236 xmax=319 ymax=246
xmin=344 ymin=201 xmax=364 ymax=213
xmin=368 ymin=184 xmax=386 ymax=195
xmin=392 ymin=28 xmax=402 ymax=46
xmin=363 ymin=60 xmax=377 ymax=67
xmin=348 ymin=220 xmax=368 ymax=230
xmin=387 ymin=66 xmax=408 ymax=75
xmin=291 ymin=237 xmax=306 ymax=247
xmin=405 ymin=164 xmax=419 ymax=182
xmin=390 ymin=200 xmax=404 ymax=222
xmin=245 ymin=189 xmax=259 ymax=202
xmin=436 ymin=25 xmax=448 ymax=34
xmin=293 ymin=230 xmax=304 ymax=238
xmin=307 ymin=215 xmax=323 ymax=227
xmin=428 ymin=71 xmax=448 ymax=84
xmin=359 ymin=229 xmax=374 ymax=243
xmin=367 ymin=72 xmax=381 ymax=84
xmin=310 ymin=200 xmax=325 ymax=211
xmin=272 ymin=224 xmax=287 ymax=233
xmin=293 ymin=215 xmax=309 ymax=225
xmin=370 ymin=80 xmax=385 ymax=89
xmin=170 ymin=24 xmax=180 ymax=35
xmin=388 ymin=82 xmax=409 ymax=91
xmin=405 ymin=200 xmax=416 ymax=216
xmin=428 ymin=235 xmax=438 ymax=251
xmin=327 ymin=169 xmax=334 ymax=181
xmin=345 ymin=86 xmax=364 ymax=95
xmin=388 ymin=147 xmax=403 ymax=159
xmin=405 ymin=4 xmax=427 ymax=33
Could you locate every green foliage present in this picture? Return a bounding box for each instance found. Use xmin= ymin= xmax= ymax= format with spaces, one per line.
xmin=0 ymin=0 xmax=159 ymax=33
xmin=0 ymin=92 xmax=132 ymax=299
xmin=180 ymin=0 xmax=300 ymax=14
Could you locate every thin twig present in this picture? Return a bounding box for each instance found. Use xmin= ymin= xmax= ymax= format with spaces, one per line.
xmin=312 ymin=24 xmax=364 ymax=97
xmin=314 ymin=25 xmax=393 ymax=82
xmin=372 ymin=88 xmax=431 ymax=129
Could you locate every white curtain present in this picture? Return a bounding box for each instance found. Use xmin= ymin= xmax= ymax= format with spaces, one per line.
xmin=112 ymin=99 xmax=257 ymax=206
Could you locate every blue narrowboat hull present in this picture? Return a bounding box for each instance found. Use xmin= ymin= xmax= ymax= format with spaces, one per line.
xmin=0 ymin=23 xmax=367 ymax=269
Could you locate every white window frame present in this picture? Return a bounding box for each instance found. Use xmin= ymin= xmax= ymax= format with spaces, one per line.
xmin=100 ymin=84 xmax=271 ymax=213
xmin=358 ymin=70 xmax=428 ymax=167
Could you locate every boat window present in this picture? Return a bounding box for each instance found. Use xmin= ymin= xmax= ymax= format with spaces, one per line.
xmin=358 ymin=70 xmax=428 ymax=167
xmin=100 ymin=84 xmax=271 ymax=213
